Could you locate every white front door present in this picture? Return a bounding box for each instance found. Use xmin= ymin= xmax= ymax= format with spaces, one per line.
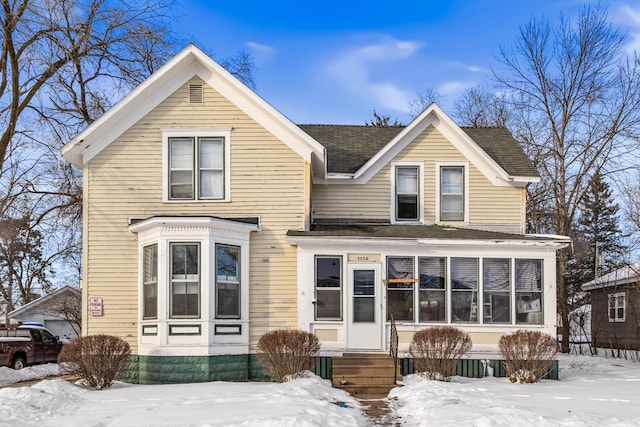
xmin=346 ymin=263 xmax=383 ymax=350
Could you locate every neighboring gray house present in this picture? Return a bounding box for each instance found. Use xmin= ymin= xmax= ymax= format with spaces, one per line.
xmin=9 ymin=286 xmax=81 ymax=340
xmin=582 ymin=264 xmax=640 ymax=351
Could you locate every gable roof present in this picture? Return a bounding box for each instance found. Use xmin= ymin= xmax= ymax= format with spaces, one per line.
xmin=581 ymin=263 xmax=640 ymax=291
xmin=61 ymin=45 xmax=326 ymax=178
xmin=300 ymin=124 xmax=538 ymax=177
xmin=301 ymin=104 xmax=539 ymax=186
xmin=8 ymin=285 xmax=81 ymax=319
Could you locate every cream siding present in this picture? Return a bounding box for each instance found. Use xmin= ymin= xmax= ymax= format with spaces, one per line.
xmin=312 ymin=125 xmax=523 ymax=232
xmin=85 ymin=77 xmax=305 ymax=352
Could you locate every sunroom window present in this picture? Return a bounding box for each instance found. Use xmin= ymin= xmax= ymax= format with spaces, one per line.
xmin=418 ymin=257 xmax=446 ymax=322
xmin=451 ymin=258 xmax=478 ymax=323
xmin=515 ymin=259 xmax=543 ymax=325
xmin=483 ymin=258 xmax=511 ymax=324
xmin=387 ymin=257 xmax=415 ymax=321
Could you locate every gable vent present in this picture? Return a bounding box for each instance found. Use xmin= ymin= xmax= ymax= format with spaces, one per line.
xmin=189 ymin=84 xmax=203 ymax=104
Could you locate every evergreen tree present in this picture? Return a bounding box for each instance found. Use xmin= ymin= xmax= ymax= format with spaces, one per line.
xmin=566 ymin=172 xmax=627 ymax=305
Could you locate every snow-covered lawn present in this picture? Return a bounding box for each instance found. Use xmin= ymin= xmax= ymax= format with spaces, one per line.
xmin=1 ymin=354 xmax=639 ymax=426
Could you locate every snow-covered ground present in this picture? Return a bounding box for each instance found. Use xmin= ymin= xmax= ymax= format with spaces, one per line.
xmin=1 ymin=354 xmax=639 ymax=426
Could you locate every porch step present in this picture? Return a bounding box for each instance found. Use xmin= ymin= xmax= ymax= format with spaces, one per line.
xmin=332 ymin=354 xmax=401 ymax=398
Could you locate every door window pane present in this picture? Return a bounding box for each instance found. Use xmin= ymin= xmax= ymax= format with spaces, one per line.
xmin=353 ymin=269 xmax=375 ymax=323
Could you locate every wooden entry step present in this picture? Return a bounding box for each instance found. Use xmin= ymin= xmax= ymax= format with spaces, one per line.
xmin=332 ymin=354 xmax=401 ymax=399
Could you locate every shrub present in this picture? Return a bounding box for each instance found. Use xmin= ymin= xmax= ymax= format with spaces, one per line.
xmin=409 ymin=326 xmax=472 ymax=381
xmin=257 ymin=329 xmax=320 ymax=382
xmin=499 ymin=330 xmax=558 ymax=383
xmin=58 ymin=334 xmax=131 ymax=390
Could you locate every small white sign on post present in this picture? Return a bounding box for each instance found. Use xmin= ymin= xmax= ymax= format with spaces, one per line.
xmin=89 ymin=296 xmax=103 ymax=316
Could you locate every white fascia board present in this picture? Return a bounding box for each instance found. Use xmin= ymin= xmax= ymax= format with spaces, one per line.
xmin=61 ymin=47 xmax=197 ymax=168
xmin=333 ymin=103 xmax=536 ymax=186
xmin=61 ymin=45 xmax=326 ymax=178
xmin=129 ymin=216 xmax=260 ymax=234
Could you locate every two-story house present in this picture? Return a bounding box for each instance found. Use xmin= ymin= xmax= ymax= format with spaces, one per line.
xmin=61 ymin=45 xmax=569 ymax=383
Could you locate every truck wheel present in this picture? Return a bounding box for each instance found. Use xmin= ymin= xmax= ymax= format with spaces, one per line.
xmin=11 ymin=356 xmax=26 ymax=370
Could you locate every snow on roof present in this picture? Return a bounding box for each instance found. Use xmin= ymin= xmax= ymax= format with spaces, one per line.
xmin=581 ymin=263 xmax=640 ymax=291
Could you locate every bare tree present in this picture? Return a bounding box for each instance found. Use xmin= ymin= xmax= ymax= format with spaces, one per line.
xmin=453 ymin=86 xmax=510 ymax=127
xmin=493 ymin=5 xmax=640 ymax=352
xmin=0 ymin=0 xmax=256 ymax=313
xmin=408 ymin=86 xmax=442 ymax=117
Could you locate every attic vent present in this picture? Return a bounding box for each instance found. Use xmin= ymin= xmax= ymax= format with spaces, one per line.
xmin=189 ymin=84 xmax=203 ymax=104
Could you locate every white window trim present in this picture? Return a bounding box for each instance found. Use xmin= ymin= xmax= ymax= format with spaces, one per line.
xmin=390 ymin=161 xmax=424 ymax=224
xmin=162 ymin=129 xmax=231 ymax=203
xmin=608 ymin=291 xmax=626 ymax=322
xmin=436 ymin=161 xmax=470 ymax=223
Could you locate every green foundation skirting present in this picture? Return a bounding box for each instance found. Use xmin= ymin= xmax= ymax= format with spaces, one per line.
xmin=119 ymin=354 xmax=556 ymax=384
xmin=121 ymin=354 xmax=268 ymax=384
xmin=400 ymin=358 xmax=559 ymax=380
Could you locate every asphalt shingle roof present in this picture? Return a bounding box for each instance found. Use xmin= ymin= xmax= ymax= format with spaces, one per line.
xmin=286 ymin=223 xmax=552 ymax=241
xmin=297 ymin=124 xmax=538 ymax=177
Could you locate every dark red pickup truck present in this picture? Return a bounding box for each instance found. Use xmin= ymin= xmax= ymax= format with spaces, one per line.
xmin=0 ymin=326 xmax=63 ymax=369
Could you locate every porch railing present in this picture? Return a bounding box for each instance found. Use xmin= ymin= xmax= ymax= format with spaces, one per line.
xmin=390 ymin=313 xmax=399 ymax=384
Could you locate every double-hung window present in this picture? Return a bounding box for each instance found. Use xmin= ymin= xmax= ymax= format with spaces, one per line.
xmin=169 ymin=136 xmax=224 ymax=200
xmin=170 ymin=243 xmax=200 ymax=318
xmin=315 ymin=256 xmax=342 ymax=320
xmin=393 ymin=163 xmax=423 ymax=223
xmin=216 ymin=244 xmax=241 ymax=319
xmin=608 ymin=292 xmax=626 ymax=322
xmin=440 ymin=166 xmax=465 ymax=221
xmin=142 ymin=244 xmax=158 ymax=319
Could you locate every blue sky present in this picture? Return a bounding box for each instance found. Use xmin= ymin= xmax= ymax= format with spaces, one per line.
xmin=177 ymin=0 xmax=640 ymax=125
